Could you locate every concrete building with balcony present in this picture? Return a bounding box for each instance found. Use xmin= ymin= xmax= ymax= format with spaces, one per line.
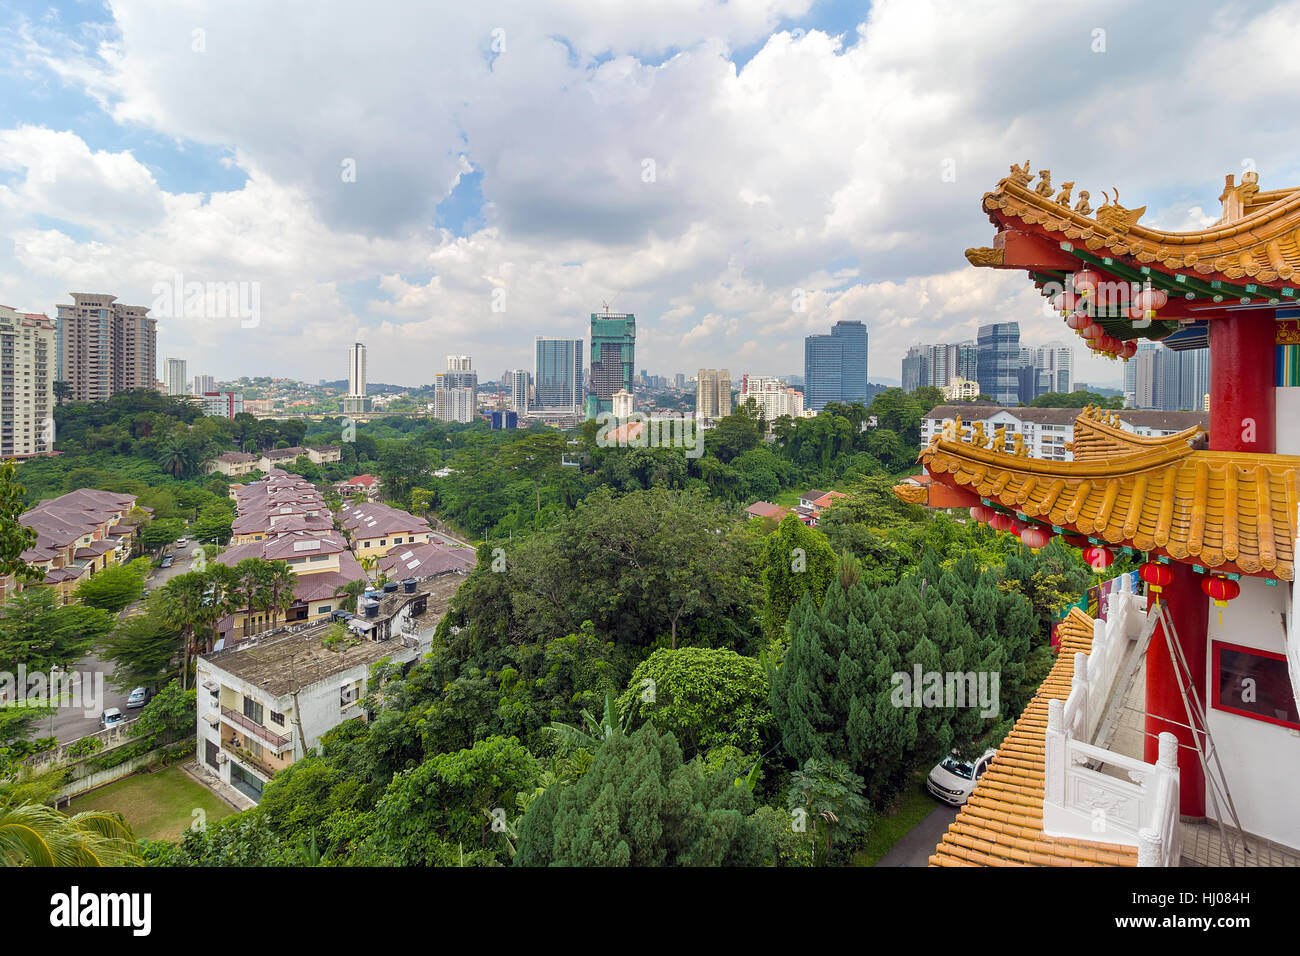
xmin=257 ymin=445 xmax=341 ymax=472
xmin=196 ymin=575 xmax=463 ymax=802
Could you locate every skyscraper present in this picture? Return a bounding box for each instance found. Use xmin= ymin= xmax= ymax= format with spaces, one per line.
xmin=1132 ymin=343 xmax=1208 ymax=411
xmin=434 ymin=354 xmax=478 ymax=422
xmin=804 ymin=320 xmax=869 ymax=411
xmin=902 ymin=346 xmax=927 ymax=392
xmin=507 ymin=369 xmax=530 ymax=414
xmin=164 ymin=357 xmax=188 ymax=396
xmin=343 ymin=342 xmax=371 ymax=413
xmin=586 ymin=312 xmax=635 ymax=417
xmin=193 ymin=374 xmax=215 ymax=397
xmin=534 ymin=336 xmax=584 ymax=413
xmin=695 ymin=369 xmax=732 ymax=420
xmin=976 ymin=322 xmax=1021 ymax=404
xmin=0 ymin=306 xmax=56 ymax=458
xmin=56 ymin=293 xmax=157 ymax=402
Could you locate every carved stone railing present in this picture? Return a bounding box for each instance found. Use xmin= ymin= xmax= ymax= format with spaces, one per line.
xmin=1045 ymin=697 xmax=1180 ymax=866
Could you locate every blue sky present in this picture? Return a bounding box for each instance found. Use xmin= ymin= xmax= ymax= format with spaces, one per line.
xmin=2 ymin=0 xmax=1298 ymax=386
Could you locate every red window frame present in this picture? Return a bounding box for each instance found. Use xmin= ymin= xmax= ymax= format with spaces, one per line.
xmin=1211 ymin=640 xmax=1300 ymax=731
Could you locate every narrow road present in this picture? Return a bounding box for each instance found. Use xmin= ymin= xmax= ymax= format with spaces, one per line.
xmin=874 ymin=804 xmax=959 ymax=867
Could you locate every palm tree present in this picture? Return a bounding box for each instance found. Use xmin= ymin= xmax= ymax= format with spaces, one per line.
xmin=263 ymin=562 xmax=296 ymax=629
xmin=157 ymin=438 xmax=194 ymax=479
xmin=333 ymin=579 xmax=369 ymax=613
xmin=232 ymin=558 xmax=274 ymax=638
xmin=0 ymin=801 xmax=141 ymax=866
xmin=540 ymin=693 xmax=632 ymax=756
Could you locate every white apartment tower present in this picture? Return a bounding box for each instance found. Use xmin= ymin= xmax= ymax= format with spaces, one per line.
xmin=0 ymin=306 xmax=56 ymax=458
xmin=164 ymin=357 xmax=188 ymax=396
xmin=348 ymin=343 xmax=367 ymax=398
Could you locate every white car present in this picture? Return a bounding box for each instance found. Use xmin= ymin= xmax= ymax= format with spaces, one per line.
xmin=926 ymin=749 xmax=997 ymax=806
xmin=127 ymin=687 xmax=148 ymax=708
xmin=98 ymin=708 xmax=126 ymax=729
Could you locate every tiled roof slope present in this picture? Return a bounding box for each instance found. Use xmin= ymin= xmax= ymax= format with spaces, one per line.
xmin=929 ymin=608 xmax=1138 ymax=867
xmin=919 ymin=417 xmax=1298 ymax=581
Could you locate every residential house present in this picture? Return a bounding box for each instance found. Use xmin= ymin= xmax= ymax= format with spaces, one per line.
xmin=336 ymin=501 xmax=433 ymax=558
xmin=195 ymin=575 xmax=462 ymax=802
xmin=0 ymin=489 xmax=140 ymax=604
xmin=206 ymin=452 xmax=260 ymax=477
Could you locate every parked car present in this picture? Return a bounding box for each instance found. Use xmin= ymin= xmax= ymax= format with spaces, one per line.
xmin=176 ymin=539 xmax=188 ymax=549
xmin=160 ymin=556 xmax=174 ymax=568
xmin=98 ymin=708 xmax=126 ymax=729
xmin=126 ymin=687 xmax=148 ymax=708
xmin=926 ymin=749 xmax=997 ymax=806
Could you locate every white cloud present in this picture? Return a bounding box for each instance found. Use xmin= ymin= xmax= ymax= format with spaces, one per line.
xmin=2 ymin=0 xmax=1299 ymax=388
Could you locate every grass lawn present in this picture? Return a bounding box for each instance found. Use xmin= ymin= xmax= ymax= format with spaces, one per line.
xmin=68 ymin=765 xmax=234 ymax=843
xmin=852 ymin=773 xmax=939 ymax=867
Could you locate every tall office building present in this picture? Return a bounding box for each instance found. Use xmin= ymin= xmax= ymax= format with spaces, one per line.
xmin=192 ymin=374 xmax=215 ymax=397
xmin=507 ymin=369 xmax=530 ymax=414
xmin=534 ymin=336 xmax=584 ymax=413
xmin=586 ymin=312 xmax=636 ymax=417
xmin=0 ymin=306 xmax=56 ymax=458
xmin=976 ymin=322 xmax=1021 ymax=405
xmin=434 ymin=354 xmax=478 ymax=423
xmin=342 ymin=342 xmax=371 ymax=414
xmin=696 ymin=368 xmax=732 ymax=420
xmin=902 ymin=346 xmax=927 ymax=393
xmin=164 ymin=357 xmax=188 ymax=396
xmin=1132 ymin=343 xmax=1208 ymax=411
xmin=56 ymin=293 xmax=157 ymax=402
xmin=804 ymin=320 xmax=869 ymax=411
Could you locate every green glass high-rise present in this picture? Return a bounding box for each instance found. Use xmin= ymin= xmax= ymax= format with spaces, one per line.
xmin=585 ymin=312 xmax=635 ymax=417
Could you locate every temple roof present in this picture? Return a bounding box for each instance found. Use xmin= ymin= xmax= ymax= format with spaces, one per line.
xmin=915 ymin=408 xmax=1297 ymax=581
xmin=968 ymin=168 xmax=1300 ymax=291
xmin=930 ymin=609 xmax=1138 ymax=867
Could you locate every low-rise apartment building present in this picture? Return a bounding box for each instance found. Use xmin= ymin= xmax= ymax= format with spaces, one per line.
xmin=257 ymin=445 xmax=342 ymax=471
xmin=195 ymin=575 xmax=462 ymax=802
xmin=206 ymin=451 xmax=260 ymax=477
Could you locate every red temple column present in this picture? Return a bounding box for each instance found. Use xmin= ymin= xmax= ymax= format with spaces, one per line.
xmin=1209 ymin=310 xmax=1276 ymax=454
xmin=1144 ymin=562 xmax=1208 ymax=817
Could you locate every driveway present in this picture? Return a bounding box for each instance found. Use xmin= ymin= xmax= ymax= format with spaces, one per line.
xmin=874 ymin=803 xmax=959 ymax=867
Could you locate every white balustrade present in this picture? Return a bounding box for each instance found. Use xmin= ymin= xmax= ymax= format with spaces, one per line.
xmin=1042 ymin=574 xmax=1181 ymax=866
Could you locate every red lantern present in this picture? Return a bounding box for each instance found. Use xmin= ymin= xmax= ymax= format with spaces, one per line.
xmin=1201 ymin=574 xmax=1241 ymax=625
xmin=970 ymin=505 xmax=994 ymax=524
xmin=1065 ymin=311 xmax=1092 ymax=331
xmin=1121 ymin=340 xmax=1138 ymax=359
xmin=1020 ymin=525 xmax=1050 ymax=550
xmin=1139 ymin=561 xmax=1174 ymax=605
xmin=988 ymin=512 xmax=1017 ymax=534
xmin=1052 ymin=291 xmax=1079 ymax=315
xmin=1081 ymin=545 xmax=1114 ymax=572
xmin=1073 ymin=269 xmax=1100 ymax=296
xmin=1081 ymin=323 xmax=1104 ymax=341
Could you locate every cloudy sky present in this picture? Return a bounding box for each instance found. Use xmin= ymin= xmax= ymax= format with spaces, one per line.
xmin=2 ymin=0 xmax=1299 ymax=389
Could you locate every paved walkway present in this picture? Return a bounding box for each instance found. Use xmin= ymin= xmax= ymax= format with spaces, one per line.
xmin=181 ymin=759 xmax=256 ymax=813
xmin=874 ymin=804 xmax=959 ymax=867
